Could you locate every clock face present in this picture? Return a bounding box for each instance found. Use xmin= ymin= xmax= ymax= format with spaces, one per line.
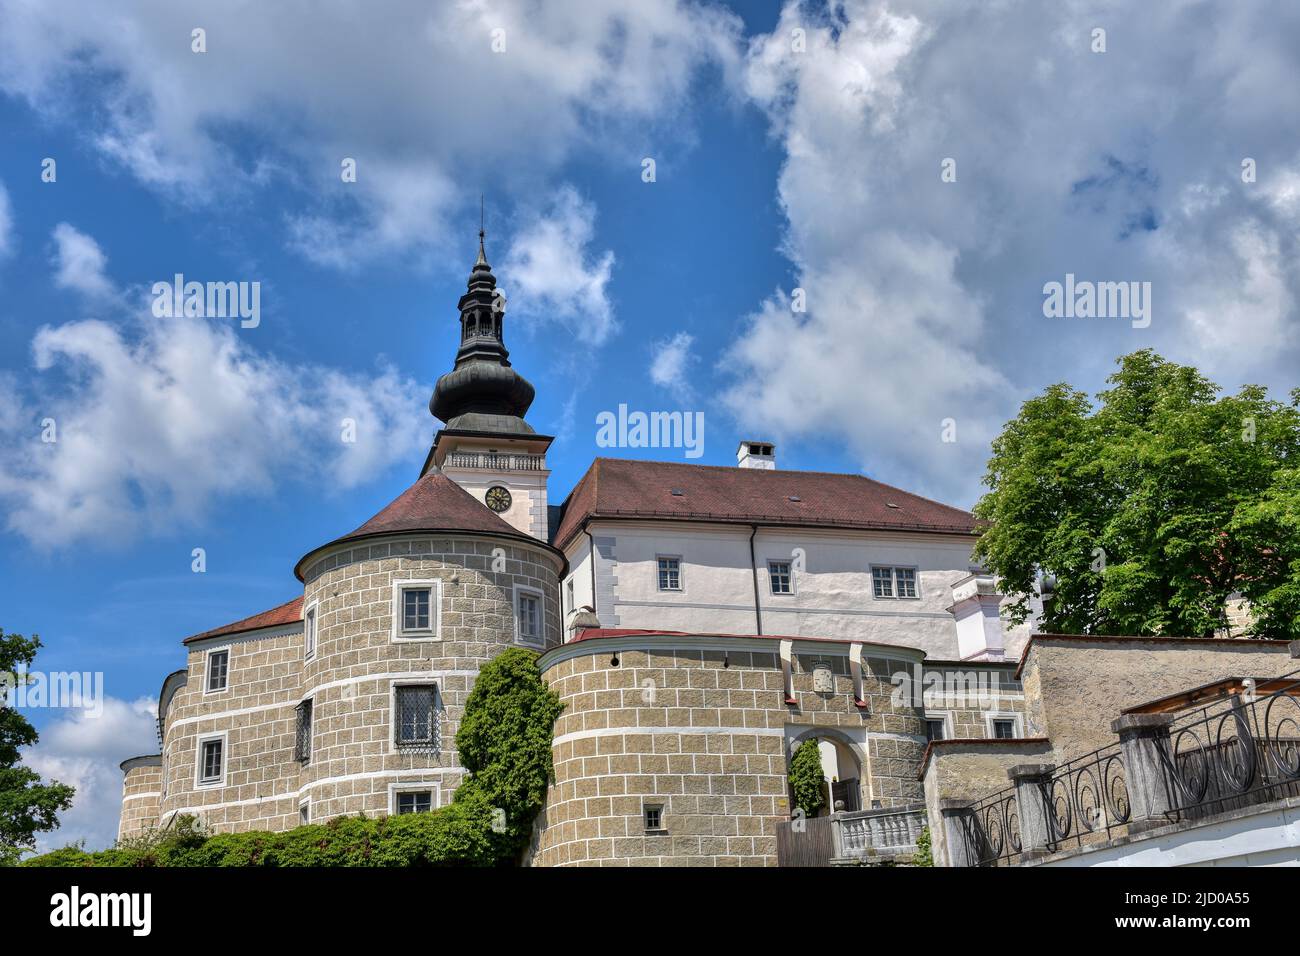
xmin=485 ymin=485 xmax=512 ymax=513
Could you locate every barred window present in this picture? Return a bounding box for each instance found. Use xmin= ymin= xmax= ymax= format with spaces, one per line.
xmin=396 ymin=790 xmax=433 ymax=814
xmin=657 ymin=556 xmax=681 ymax=591
xmin=402 ymin=588 xmax=431 ymax=631
xmin=206 ymin=650 xmax=228 ymax=692
xmin=294 ymin=699 xmax=313 ymax=763
xmin=768 ymin=561 xmax=792 ymax=594
xmin=395 ymin=684 xmax=439 ymax=752
xmin=199 ymin=738 xmax=223 ymax=784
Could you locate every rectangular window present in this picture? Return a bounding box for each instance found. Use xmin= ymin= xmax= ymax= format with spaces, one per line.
xmin=199 ymin=738 xmax=224 ymax=785
xmin=305 ymin=605 xmax=317 ymax=659
xmin=925 ymin=719 xmax=947 ymax=742
xmin=206 ymin=650 xmax=229 ymax=693
xmin=396 ymin=790 xmax=433 ymax=815
xmin=403 ymin=588 xmax=431 ymax=631
xmin=294 ymin=699 xmax=313 ymax=763
xmin=657 ymin=557 xmax=681 ymax=591
xmin=299 ymin=801 xmax=310 ymax=825
xmin=992 ymin=718 xmax=1017 ymax=740
xmin=768 ymin=561 xmax=792 ymax=595
xmin=872 ymin=567 xmax=919 ymax=600
xmin=517 ymin=590 xmax=541 ymax=646
xmin=566 ymin=578 xmax=575 ymax=614
xmin=871 ymin=566 xmax=894 ymax=598
xmin=643 ymin=804 xmax=664 ymax=831
xmin=895 ymin=567 xmax=917 ymax=599
xmin=395 ymin=684 xmax=439 ymax=752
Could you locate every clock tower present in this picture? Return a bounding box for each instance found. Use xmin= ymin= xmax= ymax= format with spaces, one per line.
xmin=422 ymin=229 xmax=552 ymax=541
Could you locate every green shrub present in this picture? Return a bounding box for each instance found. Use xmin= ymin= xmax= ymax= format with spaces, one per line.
xmin=913 ymin=826 xmax=934 ymax=866
xmin=788 ymin=739 xmax=826 ymax=818
xmin=22 ymin=647 xmax=564 ymax=868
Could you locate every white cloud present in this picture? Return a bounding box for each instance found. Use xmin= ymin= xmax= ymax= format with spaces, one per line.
xmin=51 ymin=222 xmax=115 ymax=298
xmin=502 ymin=186 xmax=617 ymax=345
xmin=0 ymin=180 xmax=13 ymax=258
xmin=24 ymin=695 xmax=158 ymax=854
xmin=0 ymin=234 xmax=429 ymax=547
xmin=725 ymin=0 xmax=1300 ymax=505
xmin=649 ymin=331 xmax=698 ymax=395
xmin=0 ymin=0 xmax=740 ymax=269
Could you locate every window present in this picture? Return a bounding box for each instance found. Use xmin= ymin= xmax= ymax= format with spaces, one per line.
xmin=872 ymin=566 xmax=920 ymax=600
xmin=394 ymin=684 xmax=439 ymax=753
xmin=197 ymin=735 xmax=225 ymax=787
xmin=403 ymin=588 xmax=431 ymax=631
xmin=515 ymin=586 xmax=543 ymax=646
xmin=657 ymin=556 xmax=681 ymax=591
xmin=566 ymin=578 xmax=575 ymax=614
xmin=925 ymin=719 xmax=947 ymax=742
xmin=391 ymin=580 xmax=441 ymax=641
xmin=304 ymin=603 xmax=317 ymax=660
xmin=294 ymin=699 xmax=313 ymax=763
xmin=298 ymin=801 xmax=310 ymax=825
xmin=643 ymin=804 xmax=664 ymax=831
xmin=768 ymin=560 xmax=792 ymax=595
xmin=871 ymin=567 xmax=894 ymax=598
xmin=991 ymin=718 xmax=1017 ymax=740
xmin=396 ymin=790 xmax=433 ymax=815
xmin=205 ymin=649 xmax=229 ymax=693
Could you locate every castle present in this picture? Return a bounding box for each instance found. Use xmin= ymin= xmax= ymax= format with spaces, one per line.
xmin=119 ymin=233 xmax=1039 ymax=865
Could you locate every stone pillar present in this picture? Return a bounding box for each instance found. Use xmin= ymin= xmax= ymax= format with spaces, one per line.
xmin=1289 ymin=639 xmax=1300 ymax=660
xmin=1007 ymin=763 xmax=1055 ymax=861
xmin=937 ymin=799 xmax=974 ymax=867
xmin=1111 ymin=713 xmax=1175 ymax=832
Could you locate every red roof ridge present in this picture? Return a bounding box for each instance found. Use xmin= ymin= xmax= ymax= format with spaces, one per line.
xmin=183 ymin=595 xmax=304 ymax=644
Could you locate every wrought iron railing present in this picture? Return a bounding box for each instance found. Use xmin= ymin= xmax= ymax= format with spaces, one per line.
xmin=1158 ymin=671 xmax=1300 ymax=820
xmin=961 ymin=784 xmax=1022 ymax=866
xmin=835 ymin=805 xmax=926 ymax=858
xmin=446 ymin=452 xmax=545 ymax=471
xmin=1041 ymin=743 xmax=1131 ymax=852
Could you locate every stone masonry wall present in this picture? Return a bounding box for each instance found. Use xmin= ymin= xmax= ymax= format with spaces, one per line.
xmin=118 ymin=757 xmax=163 ymax=841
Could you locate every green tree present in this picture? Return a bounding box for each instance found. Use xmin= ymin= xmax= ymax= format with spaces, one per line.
xmin=454 ymin=647 xmax=564 ymax=859
xmin=974 ymin=350 xmax=1300 ymax=639
xmin=788 ymin=739 xmax=826 ymax=818
xmin=1 ymin=628 xmax=75 ymax=865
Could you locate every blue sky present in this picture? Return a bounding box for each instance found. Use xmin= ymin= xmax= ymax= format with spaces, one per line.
xmin=1 ymin=0 xmax=1298 ymax=850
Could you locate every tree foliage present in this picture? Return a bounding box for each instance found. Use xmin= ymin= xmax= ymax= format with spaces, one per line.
xmin=1 ymin=627 xmax=75 ymax=865
xmin=974 ymin=350 xmax=1300 ymax=639
xmin=788 ymin=739 xmax=826 ymax=818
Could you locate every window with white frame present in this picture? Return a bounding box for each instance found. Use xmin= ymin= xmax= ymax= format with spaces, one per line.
xmin=298 ymin=800 xmax=311 ymax=825
xmin=924 ymin=712 xmax=953 ymax=742
xmin=566 ymin=577 xmax=575 ymax=615
xmin=205 ymin=649 xmax=229 ymax=693
xmin=196 ymin=734 xmax=225 ymax=787
xmin=304 ymin=603 xmax=317 ymax=660
xmin=871 ymin=566 xmax=919 ymax=599
xmin=657 ymin=556 xmax=681 ymax=591
xmin=393 ymin=684 xmax=439 ymax=753
xmin=395 ymin=790 xmax=434 ymax=814
xmin=515 ymin=586 xmax=543 ymax=646
xmin=768 ymin=560 xmax=792 ymax=595
xmin=988 ymin=715 xmax=1021 ymax=740
xmin=391 ymin=580 xmax=441 ymax=641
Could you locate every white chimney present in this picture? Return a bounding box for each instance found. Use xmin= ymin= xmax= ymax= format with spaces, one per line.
xmin=737 ymin=440 xmax=776 ymax=470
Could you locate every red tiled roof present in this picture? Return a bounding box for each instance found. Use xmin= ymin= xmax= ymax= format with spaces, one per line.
xmin=183 ymin=596 xmax=304 ymax=644
xmin=552 ymin=458 xmax=979 ymax=550
xmin=294 ymin=471 xmax=558 ymax=579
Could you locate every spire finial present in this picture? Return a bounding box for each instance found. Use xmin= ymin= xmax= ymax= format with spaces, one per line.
xmin=475 ymin=194 xmax=488 ymax=267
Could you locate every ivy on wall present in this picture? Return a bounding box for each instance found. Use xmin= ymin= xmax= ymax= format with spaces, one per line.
xmin=788 ymin=739 xmax=826 ymax=818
